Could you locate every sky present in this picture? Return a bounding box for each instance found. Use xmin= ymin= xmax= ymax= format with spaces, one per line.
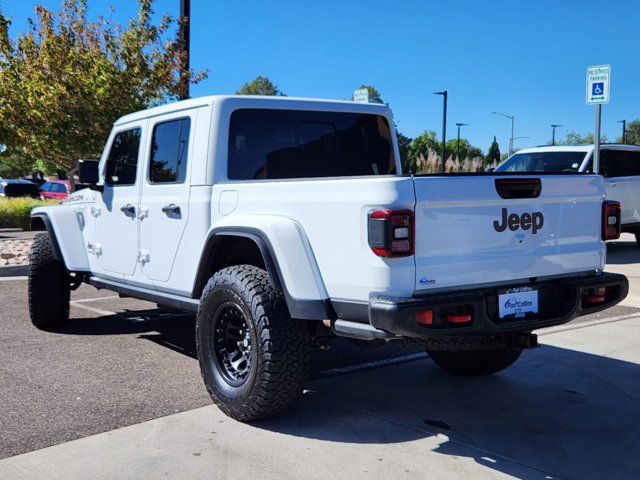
xmin=2 ymin=0 xmax=640 ymax=154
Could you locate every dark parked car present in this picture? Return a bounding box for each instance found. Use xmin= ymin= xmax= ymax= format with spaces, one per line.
xmin=0 ymin=179 xmax=41 ymax=198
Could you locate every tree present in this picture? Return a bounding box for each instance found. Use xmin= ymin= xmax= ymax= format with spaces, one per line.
xmin=562 ymin=131 xmax=608 ymax=145
xmin=236 ymin=76 xmax=285 ymax=96
xmin=405 ymin=130 xmax=439 ymax=173
xmin=445 ymin=138 xmax=470 ymax=160
xmin=617 ymin=120 xmax=640 ymax=145
xmin=486 ymin=137 xmax=501 ymax=164
xmin=352 ymin=84 xmax=383 ymax=104
xmin=396 ymin=132 xmax=413 ymax=173
xmin=467 ymin=146 xmax=484 ymax=159
xmin=0 ymin=0 xmax=205 ymax=175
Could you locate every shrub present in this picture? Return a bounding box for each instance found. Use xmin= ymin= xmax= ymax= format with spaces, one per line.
xmin=0 ymin=198 xmax=58 ymax=230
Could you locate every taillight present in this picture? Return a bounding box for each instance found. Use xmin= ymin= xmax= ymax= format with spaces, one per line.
xmin=368 ymin=209 xmax=414 ymax=257
xmin=602 ymin=201 xmax=621 ymax=240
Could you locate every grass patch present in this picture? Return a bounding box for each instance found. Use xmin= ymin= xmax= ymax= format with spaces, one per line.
xmin=0 ymin=197 xmax=59 ymax=230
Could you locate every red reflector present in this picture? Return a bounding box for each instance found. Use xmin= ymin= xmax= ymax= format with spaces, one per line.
xmin=391 ymin=239 xmax=411 ymax=253
xmin=445 ymin=314 xmax=472 ymax=324
xmin=415 ymin=310 xmax=433 ymax=325
xmin=582 ymin=295 xmax=605 ymax=304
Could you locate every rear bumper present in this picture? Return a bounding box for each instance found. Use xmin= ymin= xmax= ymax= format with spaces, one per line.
xmin=369 ymin=272 xmax=628 ymax=339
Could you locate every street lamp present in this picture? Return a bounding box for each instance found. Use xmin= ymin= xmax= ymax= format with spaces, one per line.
xmin=492 ymin=112 xmax=514 ymax=155
xmin=434 ymin=91 xmax=448 ymax=173
xmin=512 ymin=136 xmax=530 ymax=150
xmin=618 ymin=120 xmax=627 ymax=144
xmin=551 ymin=124 xmax=562 ymax=146
xmin=179 ymin=0 xmax=191 ymax=100
xmin=455 ymin=123 xmax=468 ymax=160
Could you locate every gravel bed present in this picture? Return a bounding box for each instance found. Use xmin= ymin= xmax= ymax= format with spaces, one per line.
xmin=0 ymin=239 xmax=33 ymax=266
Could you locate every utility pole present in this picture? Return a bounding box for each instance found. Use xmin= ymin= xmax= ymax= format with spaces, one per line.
xmin=492 ymin=112 xmax=515 ymax=155
xmin=179 ymin=0 xmax=191 ymax=100
xmin=551 ymin=124 xmax=562 ymax=145
xmin=434 ymin=91 xmax=448 ymax=173
xmin=455 ymin=123 xmax=468 ymax=160
xmin=618 ymin=119 xmax=627 ymax=143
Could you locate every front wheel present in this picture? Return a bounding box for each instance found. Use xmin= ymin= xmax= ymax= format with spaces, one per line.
xmin=427 ymin=347 xmax=522 ymax=376
xmin=28 ymin=233 xmax=70 ymax=328
xmin=196 ymin=265 xmax=310 ymax=422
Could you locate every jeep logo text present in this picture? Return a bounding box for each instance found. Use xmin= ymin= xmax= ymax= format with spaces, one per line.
xmin=493 ymin=208 xmax=544 ymax=234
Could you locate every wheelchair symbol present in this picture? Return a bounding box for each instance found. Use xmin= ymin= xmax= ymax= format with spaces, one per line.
xmin=592 ymin=82 xmax=604 ymax=96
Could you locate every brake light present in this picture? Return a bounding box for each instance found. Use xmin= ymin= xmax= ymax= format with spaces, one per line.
xmin=415 ymin=309 xmax=433 ymax=326
xmin=368 ymin=209 xmax=414 ymax=257
xmin=602 ymin=201 xmax=621 ymax=240
xmin=582 ymin=287 xmax=606 ymax=304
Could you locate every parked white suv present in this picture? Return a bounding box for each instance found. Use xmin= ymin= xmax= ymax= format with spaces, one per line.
xmin=29 ymin=96 xmax=628 ymax=421
xmin=495 ymin=144 xmax=640 ymax=245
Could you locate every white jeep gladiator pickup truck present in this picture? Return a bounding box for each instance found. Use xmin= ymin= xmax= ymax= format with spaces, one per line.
xmin=29 ymin=95 xmax=628 ymax=421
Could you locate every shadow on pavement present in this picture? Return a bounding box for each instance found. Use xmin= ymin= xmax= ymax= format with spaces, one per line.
xmin=256 ymin=344 xmax=640 ymax=480
xmin=607 ymin=238 xmax=640 ymax=265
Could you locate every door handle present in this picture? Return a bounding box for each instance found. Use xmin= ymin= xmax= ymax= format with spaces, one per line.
xmin=161 ymin=204 xmax=181 ymax=215
xmin=120 ymin=204 xmax=136 ymax=215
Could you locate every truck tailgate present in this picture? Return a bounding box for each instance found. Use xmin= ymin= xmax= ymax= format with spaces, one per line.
xmin=412 ymin=174 xmax=606 ymax=292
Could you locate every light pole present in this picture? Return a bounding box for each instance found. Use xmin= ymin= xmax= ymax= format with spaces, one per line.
xmin=512 ymin=136 xmax=530 ymax=150
xmin=434 ymin=91 xmax=448 ymax=173
xmin=455 ymin=123 xmax=468 ymax=160
xmin=551 ymin=124 xmax=562 ymax=146
xmin=492 ymin=112 xmax=514 ymax=155
xmin=179 ymin=0 xmax=191 ymax=100
xmin=618 ymin=120 xmax=627 ymax=143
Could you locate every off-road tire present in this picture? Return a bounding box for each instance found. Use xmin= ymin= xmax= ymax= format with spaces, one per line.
xmin=196 ymin=265 xmax=310 ymax=422
xmin=427 ymin=347 xmax=522 ymax=376
xmin=28 ymin=233 xmax=70 ymax=328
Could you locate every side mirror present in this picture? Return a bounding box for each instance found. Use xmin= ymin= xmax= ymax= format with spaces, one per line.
xmin=77 ymin=159 xmax=102 ymax=191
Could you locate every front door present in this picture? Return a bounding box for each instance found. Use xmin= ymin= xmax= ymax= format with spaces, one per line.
xmin=95 ymin=125 xmax=144 ymax=277
xmin=139 ymin=114 xmax=193 ymax=283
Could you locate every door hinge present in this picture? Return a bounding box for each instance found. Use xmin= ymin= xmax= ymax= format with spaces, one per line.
xmin=137 ymin=207 xmax=149 ymax=220
xmin=137 ymin=249 xmax=150 ymax=263
xmin=87 ymin=242 xmax=102 ymax=256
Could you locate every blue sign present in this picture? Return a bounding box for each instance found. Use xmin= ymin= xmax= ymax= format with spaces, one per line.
xmin=592 ymin=82 xmax=604 ymax=96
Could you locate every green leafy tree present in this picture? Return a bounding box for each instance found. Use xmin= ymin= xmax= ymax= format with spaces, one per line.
xmin=236 ymin=76 xmax=285 ymax=96
xmin=405 ymin=130 xmax=439 ymax=172
xmin=486 ymin=136 xmax=501 ymax=164
xmin=467 ymin=146 xmax=484 ymax=159
xmin=351 ymin=84 xmax=383 ymax=104
xmin=445 ymin=138 xmax=471 ymax=160
xmin=0 ymin=0 xmax=205 ymax=175
xmin=562 ymin=131 xmax=608 ymax=145
xmin=617 ymin=120 xmax=640 ymax=145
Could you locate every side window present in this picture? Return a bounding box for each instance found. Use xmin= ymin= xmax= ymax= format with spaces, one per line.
xmin=149 ymin=118 xmax=191 ymax=183
xmin=104 ymin=128 xmax=141 ymax=185
xmin=601 ymin=150 xmax=640 ymax=178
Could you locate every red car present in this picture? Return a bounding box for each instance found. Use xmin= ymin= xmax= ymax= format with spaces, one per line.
xmin=39 ymin=180 xmax=71 ymax=200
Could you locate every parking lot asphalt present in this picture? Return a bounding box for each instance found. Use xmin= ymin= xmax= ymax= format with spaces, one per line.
xmin=0 ymin=236 xmax=639 ymax=478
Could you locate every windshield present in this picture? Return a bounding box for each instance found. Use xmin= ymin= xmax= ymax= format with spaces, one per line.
xmin=495 ymin=151 xmax=587 ymax=173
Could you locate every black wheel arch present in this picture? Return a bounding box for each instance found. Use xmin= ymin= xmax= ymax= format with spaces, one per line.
xmin=192 ymin=227 xmax=335 ymax=321
xmin=31 ymin=214 xmax=63 ymax=262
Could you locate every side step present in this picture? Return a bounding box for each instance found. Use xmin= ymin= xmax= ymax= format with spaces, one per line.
xmin=331 ymin=319 xmax=399 ymax=341
xmin=88 ymin=277 xmax=200 ymax=313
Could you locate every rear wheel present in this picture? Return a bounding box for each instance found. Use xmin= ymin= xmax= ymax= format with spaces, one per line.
xmin=28 ymin=233 xmax=70 ymax=328
xmin=427 ymin=347 xmax=522 ymax=376
xmin=196 ymin=265 xmax=310 ymax=421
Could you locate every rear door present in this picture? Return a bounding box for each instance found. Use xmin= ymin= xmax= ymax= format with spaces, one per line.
xmin=412 ymin=174 xmax=605 ymax=292
xmin=601 ymin=148 xmax=640 ymax=226
xmin=138 ymin=112 xmax=194 ymax=283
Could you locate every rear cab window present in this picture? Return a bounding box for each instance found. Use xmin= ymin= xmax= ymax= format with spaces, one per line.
xmin=228 ymin=108 xmax=396 ymax=180
xmin=600 ymin=149 xmax=640 ymax=177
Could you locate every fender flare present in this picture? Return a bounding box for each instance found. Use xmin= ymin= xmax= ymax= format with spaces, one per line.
xmin=193 ymin=226 xmax=335 ymax=321
xmin=31 ymin=213 xmax=63 ymax=262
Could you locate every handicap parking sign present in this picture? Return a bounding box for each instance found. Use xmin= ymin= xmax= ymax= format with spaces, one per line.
xmin=586 ymin=65 xmax=610 ymax=104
